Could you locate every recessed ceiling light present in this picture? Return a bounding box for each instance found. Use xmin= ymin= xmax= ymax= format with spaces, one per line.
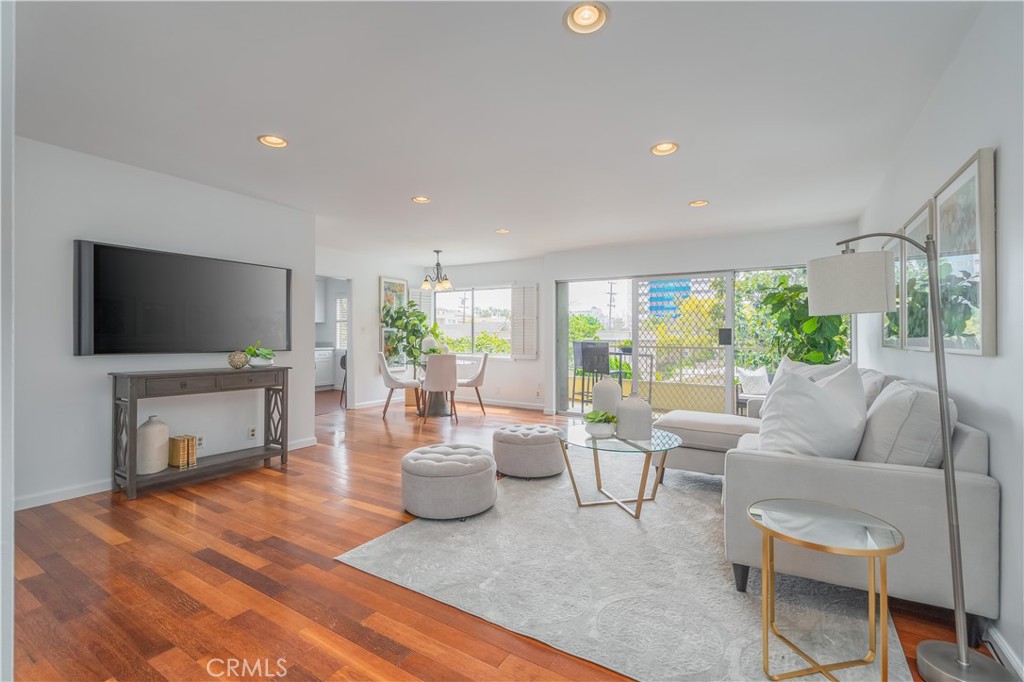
xmin=411 ymin=196 xmax=432 ymax=204
xmin=651 ymin=142 xmax=678 ymax=156
xmin=257 ymin=135 xmax=288 ymax=148
xmin=495 ymin=228 xmax=511 ymax=234
xmin=689 ymin=200 xmax=710 ymax=207
xmin=565 ymin=2 xmax=608 ymax=34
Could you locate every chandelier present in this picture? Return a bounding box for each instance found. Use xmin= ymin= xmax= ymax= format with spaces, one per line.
xmin=421 ymin=249 xmax=453 ymax=291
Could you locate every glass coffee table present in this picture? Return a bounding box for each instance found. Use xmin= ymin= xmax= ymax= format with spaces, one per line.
xmin=748 ymin=499 xmax=905 ymax=682
xmin=558 ymin=425 xmax=682 ymax=519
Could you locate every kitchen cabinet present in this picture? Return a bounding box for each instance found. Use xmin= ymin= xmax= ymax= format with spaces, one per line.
xmin=314 ymin=278 xmax=327 ymax=324
xmin=315 ymin=349 xmax=334 ymax=387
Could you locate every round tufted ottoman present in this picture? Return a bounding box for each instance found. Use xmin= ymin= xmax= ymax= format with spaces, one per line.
xmin=401 ymin=444 xmax=497 ymax=520
xmin=492 ymin=424 xmax=566 ymax=478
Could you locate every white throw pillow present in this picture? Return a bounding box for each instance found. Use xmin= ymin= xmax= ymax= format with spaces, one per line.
xmin=758 ymin=365 xmax=867 ymax=460
xmin=775 ymin=356 xmax=851 ymax=383
xmin=858 ymin=368 xmax=887 ymax=409
xmin=736 ymin=366 xmax=771 ymax=396
xmin=856 ymin=380 xmax=958 ymax=468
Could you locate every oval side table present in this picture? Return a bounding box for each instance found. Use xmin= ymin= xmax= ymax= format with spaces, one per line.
xmin=747 ymin=498 xmax=904 ymax=682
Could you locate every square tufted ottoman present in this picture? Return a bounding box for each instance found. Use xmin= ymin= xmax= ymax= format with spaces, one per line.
xmin=492 ymin=424 xmax=566 ymax=478
xmin=401 ymin=443 xmax=497 ymax=520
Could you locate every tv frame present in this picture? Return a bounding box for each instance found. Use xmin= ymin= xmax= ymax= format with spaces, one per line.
xmin=74 ymin=240 xmax=292 ymax=356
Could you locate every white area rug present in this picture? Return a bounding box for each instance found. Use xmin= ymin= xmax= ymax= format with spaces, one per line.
xmin=337 ymin=447 xmax=911 ymax=681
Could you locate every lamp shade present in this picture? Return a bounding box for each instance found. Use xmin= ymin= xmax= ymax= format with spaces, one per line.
xmin=807 ymin=250 xmax=896 ymax=315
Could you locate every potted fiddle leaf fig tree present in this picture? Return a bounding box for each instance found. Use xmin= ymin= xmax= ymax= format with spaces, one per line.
xmin=380 ymin=300 xmax=430 ymax=378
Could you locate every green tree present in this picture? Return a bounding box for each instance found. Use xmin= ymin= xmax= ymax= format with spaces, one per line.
xmin=758 ymin=275 xmax=849 ymax=365
xmin=569 ymin=314 xmax=602 ymax=341
xmin=473 ymin=331 xmax=512 ymax=354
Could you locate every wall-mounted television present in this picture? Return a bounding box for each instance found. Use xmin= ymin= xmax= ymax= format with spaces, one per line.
xmin=74 ymin=241 xmax=291 ymax=355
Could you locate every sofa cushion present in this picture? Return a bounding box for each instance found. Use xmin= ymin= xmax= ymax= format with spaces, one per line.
xmin=759 ymin=364 xmax=866 ymax=460
xmin=737 ymin=366 xmax=771 ymax=396
xmin=856 ymin=380 xmax=958 ymax=468
xmin=736 ymin=432 xmax=761 ymax=450
xmin=654 ymin=410 xmax=761 ymax=452
xmin=859 ymin=368 xmax=887 ymax=408
xmin=775 ymin=356 xmax=851 ymax=383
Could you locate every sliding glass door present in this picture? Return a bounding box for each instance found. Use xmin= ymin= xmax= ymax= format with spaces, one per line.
xmin=555 ymin=266 xmax=847 ymax=416
xmin=632 ymin=273 xmax=733 ymax=416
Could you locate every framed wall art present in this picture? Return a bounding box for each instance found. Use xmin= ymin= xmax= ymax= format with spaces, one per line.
xmin=881 ymin=232 xmax=902 ymax=349
xmin=903 ymin=201 xmax=933 ymax=352
xmin=379 ymin=276 xmax=408 ymax=311
xmin=933 ymin=148 xmax=995 ymax=355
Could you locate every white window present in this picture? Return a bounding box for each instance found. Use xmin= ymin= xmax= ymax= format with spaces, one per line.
xmin=434 ymin=287 xmax=521 ymax=356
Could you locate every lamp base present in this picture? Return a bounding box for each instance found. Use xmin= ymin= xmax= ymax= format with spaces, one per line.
xmin=917 ymin=640 xmax=1016 ymax=682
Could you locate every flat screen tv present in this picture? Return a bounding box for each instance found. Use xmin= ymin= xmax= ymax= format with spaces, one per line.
xmin=74 ymin=241 xmax=291 ymax=355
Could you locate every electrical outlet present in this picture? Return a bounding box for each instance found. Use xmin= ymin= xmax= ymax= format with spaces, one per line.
xmin=195 ymin=435 xmax=204 ymax=449
xmin=248 ymin=426 xmax=257 ymax=439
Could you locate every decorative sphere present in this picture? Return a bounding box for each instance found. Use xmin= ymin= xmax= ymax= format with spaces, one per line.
xmin=227 ymin=351 xmax=249 ymax=369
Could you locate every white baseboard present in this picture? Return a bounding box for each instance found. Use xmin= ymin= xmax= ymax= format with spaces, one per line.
xmin=471 ymin=398 xmax=544 ymax=411
xmin=353 ymin=398 xmax=389 ymax=408
xmin=543 ymin=408 xmax=556 ymax=416
xmin=985 ymin=625 xmax=1024 ymax=679
xmin=15 ymin=479 xmax=109 ymax=510
xmin=16 ymin=438 xmax=316 ymax=510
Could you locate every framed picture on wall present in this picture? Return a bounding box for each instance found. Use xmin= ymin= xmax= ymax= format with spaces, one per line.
xmin=379 ymin=276 xmax=408 ymax=312
xmin=933 ymin=148 xmax=995 ymax=355
xmin=380 ymin=327 xmax=404 ymax=369
xmin=881 ymin=233 xmax=902 ymax=349
xmin=903 ymin=201 xmax=934 ymax=352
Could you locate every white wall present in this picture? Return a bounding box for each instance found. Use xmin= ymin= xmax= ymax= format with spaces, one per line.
xmin=0 ymin=2 xmax=14 ymax=676
xmin=315 ymin=239 xmax=423 ymax=407
xmin=439 ymin=223 xmax=856 ymax=412
xmin=13 ymin=138 xmax=317 ymax=509
xmin=855 ymin=4 xmax=1023 ymax=671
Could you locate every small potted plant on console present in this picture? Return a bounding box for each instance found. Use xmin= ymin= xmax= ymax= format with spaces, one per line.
xmin=245 ymin=340 xmax=276 ymax=367
xmin=583 ymin=410 xmax=617 ymax=439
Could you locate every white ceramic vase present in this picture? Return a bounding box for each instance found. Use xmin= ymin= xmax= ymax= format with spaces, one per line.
xmin=137 ymin=415 xmax=169 ymax=475
xmin=248 ymin=355 xmax=274 ymax=367
xmin=616 ymin=393 xmax=653 ymax=440
xmin=591 ymin=377 xmax=622 ymax=415
xmin=584 ymin=422 xmax=616 ymax=439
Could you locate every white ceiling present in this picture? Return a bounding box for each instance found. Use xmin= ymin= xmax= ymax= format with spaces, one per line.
xmin=16 ymin=2 xmax=981 ymax=267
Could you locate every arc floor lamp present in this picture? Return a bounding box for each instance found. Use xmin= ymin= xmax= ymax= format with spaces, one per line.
xmin=807 ymin=232 xmax=1012 ymax=682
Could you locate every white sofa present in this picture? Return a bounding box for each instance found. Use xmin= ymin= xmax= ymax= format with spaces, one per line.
xmin=654 ymin=375 xmax=1001 ymax=645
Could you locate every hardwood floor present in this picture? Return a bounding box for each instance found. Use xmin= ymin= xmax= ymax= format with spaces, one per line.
xmin=15 ymin=399 xmax=976 ymax=681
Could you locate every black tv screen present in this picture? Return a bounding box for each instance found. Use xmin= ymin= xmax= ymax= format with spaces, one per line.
xmin=74 ymin=241 xmax=291 ymax=355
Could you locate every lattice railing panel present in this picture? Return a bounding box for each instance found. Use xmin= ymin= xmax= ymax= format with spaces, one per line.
xmin=635 ymin=276 xmax=726 ymax=415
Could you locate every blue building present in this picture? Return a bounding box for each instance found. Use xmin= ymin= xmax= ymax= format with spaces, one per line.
xmin=648 ymin=279 xmax=691 ymax=317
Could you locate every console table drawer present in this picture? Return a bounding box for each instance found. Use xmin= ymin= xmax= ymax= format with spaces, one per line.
xmin=145 ymin=376 xmax=219 ymax=396
xmin=219 ymin=371 xmax=281 ymax=390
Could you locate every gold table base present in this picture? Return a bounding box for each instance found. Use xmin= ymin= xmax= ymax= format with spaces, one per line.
xmin=761 ymin=533 xmax=891 ymax=681
xmin=559 ymin=441 xmax=668 ymax=519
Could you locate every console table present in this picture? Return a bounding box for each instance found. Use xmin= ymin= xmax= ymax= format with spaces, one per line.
xmin=110 ymin=366 xmax=290 ymax=499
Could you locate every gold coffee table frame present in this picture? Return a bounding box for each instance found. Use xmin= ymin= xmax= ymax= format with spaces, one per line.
xmin=558 ymin=426 xmax=681 ymax=519
xmin=748 ymin=499 xmax=904 ymax=682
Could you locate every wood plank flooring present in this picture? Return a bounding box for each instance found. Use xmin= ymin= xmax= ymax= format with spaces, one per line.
xmin=15 ymin=397 xmax=977 ymax=681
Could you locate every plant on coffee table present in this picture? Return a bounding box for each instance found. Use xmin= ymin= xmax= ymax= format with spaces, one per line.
xmin=584 ymin=410 xmax=617 ymax=438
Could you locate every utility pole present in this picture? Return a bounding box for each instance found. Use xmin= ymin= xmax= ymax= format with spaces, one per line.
xmin=459 ymin=295 xmax=468 ymax=323
xmin=606 ymin=281 xmax=616 ymax=328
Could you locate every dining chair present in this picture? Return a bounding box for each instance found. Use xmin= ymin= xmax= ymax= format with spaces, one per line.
xmin=377 ymin=352 xmax=420 ymax=419
xmin=422 ymin=353 xmax=458 ymax=422
xmin=457 ymin=353 xmax=489 ymax=414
